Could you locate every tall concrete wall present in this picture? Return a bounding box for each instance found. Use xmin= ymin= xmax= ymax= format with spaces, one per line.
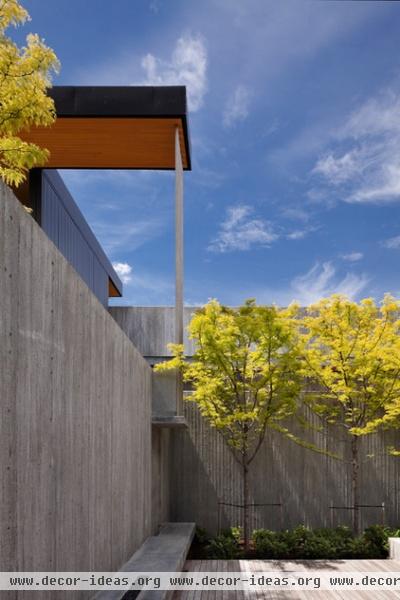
xmin=171 ymin=402 xmax=400 ymax=533
xmin=0 ymin=183 xmax=153 ymax=599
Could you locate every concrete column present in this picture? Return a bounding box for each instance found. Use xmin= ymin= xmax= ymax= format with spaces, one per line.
xmin=175 ymin=127 xmax=184 ymax=414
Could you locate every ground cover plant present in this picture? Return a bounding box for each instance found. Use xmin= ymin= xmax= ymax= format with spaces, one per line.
xmin=192 ymin=525 xmax=400 ymax=560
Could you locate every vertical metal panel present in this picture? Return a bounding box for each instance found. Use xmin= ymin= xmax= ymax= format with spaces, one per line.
xmin=92 ymin=255 xmax=109 ymax=308
xmin=41 ymin=171 xmax=110 ymax=306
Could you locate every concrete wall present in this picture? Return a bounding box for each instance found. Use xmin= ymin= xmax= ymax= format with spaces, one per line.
xmin=109 ymin=307 xmax=198 ymax=417
xmin=0 ymin=183 xmax=153 ymax=598
xmin=151 ymin=428 xmax=171 ymax=532
xmin=171 ymin=402 xmax=400 ymax=534
xmin=109 ymin=307 xmax=198 ymax=358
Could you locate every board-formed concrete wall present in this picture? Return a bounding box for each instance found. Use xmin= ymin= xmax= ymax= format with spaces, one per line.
xmin=109 ymin=307 xmax=198 ymax=418
xmin=171 ymin=402 xmax=400 ymax=533
xmin=0 ymin=183 xmax=153 ymax=598
xmin=151 ymin=428 xmax=171 ymax=532
xmin=109 ymin=307 xmax=198 ymax=358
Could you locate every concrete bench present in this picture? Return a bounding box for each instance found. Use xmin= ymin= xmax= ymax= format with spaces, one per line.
xmin=389 ymin=537 xmax=400 ymax=560
xmin=93 ymin=522 xmax=195 ymax=600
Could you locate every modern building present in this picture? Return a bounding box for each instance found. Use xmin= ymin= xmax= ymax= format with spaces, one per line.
xmin=1 ymin=85 xmax=399 ymax=600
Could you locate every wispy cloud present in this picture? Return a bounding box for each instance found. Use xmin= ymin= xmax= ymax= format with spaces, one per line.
xmin=223 ymin=85 xmax=252 ymax=128
xmin=382 ymin=235 xmax=400 ymax=250
xmin=280 ymin=206 xmax=311 ymax=223
xmin=92 ymin=218 xmax=165 ymax=256
xmin=286 ymin=228 xmax=314 ymax=240
xmin=313 ymin=151 xmax=362 ymax=185
xmin=290 ymin=261 xmax=369 ymax=304
xmin=340 ymin=252 xmax=363 ymax=262
xmin=140 ymin=34 xmax=207 ymax=111
xmin=208 ymin=261 xmax=370 ymax=307
xmin=312 ymin=89 xmax=400 ymax=204
xmin=208 ymin=205 xmax=278 ymax=252
xmin=208 ymin=204 xmax=318 ymax=252
xmin=112 ymin=262 xmax=133 ymax=284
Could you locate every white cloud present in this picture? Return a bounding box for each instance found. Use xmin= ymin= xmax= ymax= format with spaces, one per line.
xmin=208 ymin=205 xmax=278 ymax=252
xmin=286 ymin=229 xmax=309 ymax=240
xmin=340 ymin=252 xmax=363 ymax=262
xmin=280 ymin=206 xmax=311 ymax=222
xmin=291 ymin=262 xmax=369 ymax=305
xmin=382 ymin=235 xmax=400 ymax=250
xmin=75 ymin=33 xmax=207 ymax=113
xmin=348 ymin=163 xmax=400 ymax=203
xmin=140 ymin=34 xmax=207 ymax=112
xmin=312 ymin=90 xmax=400 ymax=204
xmin=223 ymin=85 xmax=252 ymax=128
xmin=313 ymin=151 xmax=361 ymax=185
xmin=206 ymin=261 xmax=370 ymax=307
xmin=112 ymin=262 xmax=133 ymax=284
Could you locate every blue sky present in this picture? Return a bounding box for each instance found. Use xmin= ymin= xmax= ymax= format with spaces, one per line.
xmin=17 ymin=1 xmax=400 ymax=306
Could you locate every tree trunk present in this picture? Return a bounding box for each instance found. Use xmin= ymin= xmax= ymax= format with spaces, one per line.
xmin=242 ymin=461 xmax=250 ymax=551
xmin=351 ymin=435 xmax=360 ymax=535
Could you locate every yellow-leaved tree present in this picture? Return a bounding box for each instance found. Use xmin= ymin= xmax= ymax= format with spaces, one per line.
xmin=156 ymin=299 xmax=302 ymax=550
xmin=0 ymin=0 xmax=59 ymax=186
xmin=297 ymin=294 xmax=400 ymax=533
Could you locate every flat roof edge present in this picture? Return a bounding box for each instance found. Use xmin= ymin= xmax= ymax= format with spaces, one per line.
xmin=48 ymin=85 xmax=187 ymax=117
xmin=47 ymin=85 xmax=192 ymax=170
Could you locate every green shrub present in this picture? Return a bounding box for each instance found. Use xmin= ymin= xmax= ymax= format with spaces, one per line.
xmin=358 ymin=525 xmax=400 ymax=559
xmin=199 ymin=524 xmax=400 ymax=560
xmin=252 ymin=525 xmax=355 ymax=559
xmin=251 ymin=524 xmax=399 ymax=560
xmin=205 ymin=527 xmax=242 ymax=559
xmin=194 ymin=526 xmax=210 ymax=545
xmin=252 ymin=529 xmax=290 ymax=559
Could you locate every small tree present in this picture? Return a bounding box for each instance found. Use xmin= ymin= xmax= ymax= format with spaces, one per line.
xmin=297 ymin=294 xmax=400 ymax=533
xmin=0 ymin=0 xmax=59 ymax=187
xmin=156 ymin=299 xmax=302 ymax=549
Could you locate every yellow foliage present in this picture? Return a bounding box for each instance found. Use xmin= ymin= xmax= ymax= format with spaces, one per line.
xmin=155 ymin=298 xmax=302 ymax=465
xmin=0 ymin=0 xmax=59 ymax=186
xmin=296 ymin=293 xmax=400 ymax=437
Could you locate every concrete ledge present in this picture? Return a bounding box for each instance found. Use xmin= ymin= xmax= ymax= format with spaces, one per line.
xmin=151 ymin=416 xmax=188 ymax=429
xmin=389 ymin=537 xmax=400 ymax=560
xmin=93 ymin=522 xmax=195 ymax=600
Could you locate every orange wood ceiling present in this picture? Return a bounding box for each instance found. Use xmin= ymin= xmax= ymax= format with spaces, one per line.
xmin=22 ymin=117 xmax=188 ymax=170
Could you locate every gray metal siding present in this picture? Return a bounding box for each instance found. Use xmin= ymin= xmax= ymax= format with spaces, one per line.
xmin=41 ymin=172 xmax=110 ymax=306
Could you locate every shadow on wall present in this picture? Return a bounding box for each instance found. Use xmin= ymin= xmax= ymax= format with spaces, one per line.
xmin=170 ymin=402 xmax=400 ymax=534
